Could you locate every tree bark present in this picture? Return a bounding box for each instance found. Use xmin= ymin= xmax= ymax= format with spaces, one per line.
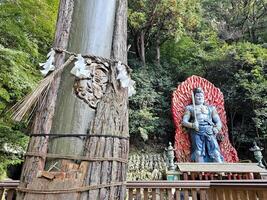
xmin=17 ymin=0 xmax=75 ymax=199
xmin=81 ymin=0 xmax=128 ymax=199
xmin=140 ymin=30 xmax=146 ymax=65
xmin=156 ymin=38 xmax=160 ymax=64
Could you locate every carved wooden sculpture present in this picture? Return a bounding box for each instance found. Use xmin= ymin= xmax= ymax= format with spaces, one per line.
xmin=171 ymin=75 xmax=239 ymax=162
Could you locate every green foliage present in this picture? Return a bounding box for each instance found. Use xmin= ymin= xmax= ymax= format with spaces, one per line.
xmin=0 ymin=123 xmax=28 ymax=179
xmin=201 ymin=0 xmax=267 ymax=43
xmin=129 ymin=60 xmax=177 ymax=143
xmin=0 ymin=0 xmax=59 ymax=179
xmin=205 ymin=42 xmax=267 ymax=147
xmin=0 ymin=46 xmax=40 ymax=105
xmin=128 ymin=0 xmax=202 ymax=62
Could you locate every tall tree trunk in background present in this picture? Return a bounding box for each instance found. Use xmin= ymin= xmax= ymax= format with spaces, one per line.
xmin=140 ymin=30 xmax=146 ymax=65
xmin=17 ymin=0 xmax=128 ymax=199
xmin=156 ymin=38 xmax=160 ymax=64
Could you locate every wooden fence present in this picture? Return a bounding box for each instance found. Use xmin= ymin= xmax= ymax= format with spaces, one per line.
xmin=126 ymin=180 xmax=267 ymax=200
xmin=1 ymin=180 xmax=267 ymax=200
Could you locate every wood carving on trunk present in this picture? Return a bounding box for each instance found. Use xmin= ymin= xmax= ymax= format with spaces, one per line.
xmin=73 ymin=58 xmax=109 ymax=108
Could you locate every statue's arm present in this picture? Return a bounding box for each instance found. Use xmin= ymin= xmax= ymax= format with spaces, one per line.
xmin=182 ymin=106 xmax=194 ymax=129
xmin=212 ymin=106 xmax=222 ymax=133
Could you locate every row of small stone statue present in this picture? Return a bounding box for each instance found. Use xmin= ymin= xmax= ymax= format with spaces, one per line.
xmin=127 ymin=153 xmax=167 ymax=181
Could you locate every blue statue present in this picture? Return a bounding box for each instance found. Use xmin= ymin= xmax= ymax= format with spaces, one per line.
xmin=182 ymin=87 xmax=223 ymax=163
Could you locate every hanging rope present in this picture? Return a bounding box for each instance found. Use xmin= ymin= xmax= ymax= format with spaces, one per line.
xmin=53 ymin=47 xmax=131 ymax=71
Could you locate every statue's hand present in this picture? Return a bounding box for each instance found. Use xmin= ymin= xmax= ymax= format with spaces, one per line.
xmin=192 ymin=121 xmax=199 ymax=131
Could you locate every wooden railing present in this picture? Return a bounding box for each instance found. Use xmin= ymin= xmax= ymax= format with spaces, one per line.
xmin=126 ymin=180 xmax=267 ymax=200
xmin=0 ymin=180 xmax=19 ymax=200
xmin=1 ymin=180 xmax=267 ymax=200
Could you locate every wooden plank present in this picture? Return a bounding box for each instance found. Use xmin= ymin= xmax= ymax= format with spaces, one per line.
xmin=183 ymin=173 xmax=188 ymax=180
xmin=210 ymin=173 xmax=214 ymax=180
xmin=262 ymin=190 xmax=267 ymax=200
xmin=257 ymin=190 xmax=264 ymax=200
xmin=159 ymin=188 xmax=165 ymax=200
xmin=227 ymin=173 xmax=232 ymax=180
xmin=217 ymin=189 xmax=225 ymax=200
xmin=248 ymin=173 xmax=254 ymax=179
xmin=200 ymin=190 xmax=206 ymax=200
xmin=240 ymin=190 xmax=248 ymax=200
xmin=192 ymin=189 xmax=197 ymax=200
xmin=242 ymin=190 xmax=249 ymax=200
xmin=128 ymin=188 xmax=134 ymax=200
xmin=207 ymin=189 xmax=214 ymax=200
xmin=248 ymin=190 xmax=257 ymax=200
xmin=7 ymin=189 xmax=15 ymax=200
xmin=167 ymin=188 xmax=172 ymax=200
xmin=152 ymin=188 xmax=157 ymax=200
xmin=184 ymin=190 xmax=189 ymax=200
xmin=236 ymin=191 xmax=242 ymax=200
xmin=191 ymin=173 xmax=196 ymax=180
xmin=204 ymin=173 xmax=209 ymax=180
xmin=136 ymin=188 xmax=141 ymax=200
xmin=224 ymin=189 xmax=233 ymax=200
xmin=175 ymin=189 xmax=181 ymax=200
xmin=199 ymin=173 xmax=203 ymax=180
xmin=143 ymin=188 xmax=148 ymax=200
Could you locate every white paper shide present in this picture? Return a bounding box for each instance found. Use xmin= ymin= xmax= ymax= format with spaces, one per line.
xmin=116 ymin=61 xmax=136 ymax=97
xmin=39 ymin=49 xmax=56 ymax=76
xmin=70 ymin=54 xmax=91 ymax=78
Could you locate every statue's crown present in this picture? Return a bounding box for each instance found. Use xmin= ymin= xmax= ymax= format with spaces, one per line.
xmin=193 ymin=87 xmax=204 ymax=95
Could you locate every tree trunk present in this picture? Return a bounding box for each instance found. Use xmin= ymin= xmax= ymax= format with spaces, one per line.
xmin=17 ymin=1 xmax=75 ymax=199
xmin=140 ymin=30 xmax=146 ymax=65
xmin=156 ymin=38 xmax=160 ymax=64
xmin=17 ymin=0 xmax=129 ymax=199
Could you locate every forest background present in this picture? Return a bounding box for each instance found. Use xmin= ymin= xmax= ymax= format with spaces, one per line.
xmin=0 ymin=0 xmax=266 ymax=179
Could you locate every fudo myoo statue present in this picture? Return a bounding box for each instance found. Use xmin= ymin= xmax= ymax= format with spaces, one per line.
xmin=172 ymin=76 xmax=238 ymax=163
xmin=182 ymin=87 xmax=223 ymax=163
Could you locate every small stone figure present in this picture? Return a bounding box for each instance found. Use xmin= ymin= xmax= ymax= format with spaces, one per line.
xmin=165 ymin=142 xmax=176 ymax=170
xmin=182 ymin=87 xmax=223 ymax=163
xmin=250 ymin=141 xmax=265 ymax=168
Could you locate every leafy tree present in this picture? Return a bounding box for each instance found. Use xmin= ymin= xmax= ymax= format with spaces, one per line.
xmin=202 ymin=0 xmax=267 ymax=43
xmin=129 ymin=60 xmax=177 ymax=144
xmin=0 ymin=0 xmax=59 ymax=178
xmin=206 ymin=42 xmax=267 ymax=149
xmin=128 ymin=0 xmax=202 ymax=64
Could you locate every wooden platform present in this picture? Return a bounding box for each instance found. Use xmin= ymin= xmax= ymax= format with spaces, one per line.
xmin=167 ymin=162 xmax=267 ymax=180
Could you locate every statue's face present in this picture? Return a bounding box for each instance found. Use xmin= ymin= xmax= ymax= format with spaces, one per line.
xmin=195 ymin=92 xmax=204 ymax=105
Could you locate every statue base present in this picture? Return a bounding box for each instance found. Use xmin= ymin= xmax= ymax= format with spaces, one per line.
xmin=166 ymin=162 xmax=267 ymax=180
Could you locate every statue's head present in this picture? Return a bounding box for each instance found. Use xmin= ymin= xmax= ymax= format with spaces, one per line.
xmin=193 ymin=87 xmax=204 ymax=105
